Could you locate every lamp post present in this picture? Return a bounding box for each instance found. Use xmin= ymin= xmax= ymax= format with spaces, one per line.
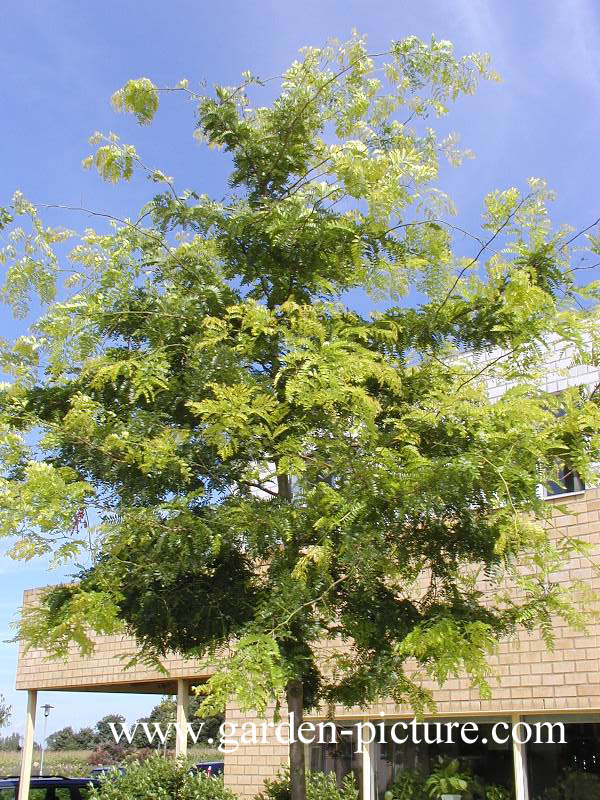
xmin=38 ymin=704 xmax=53 ymax=776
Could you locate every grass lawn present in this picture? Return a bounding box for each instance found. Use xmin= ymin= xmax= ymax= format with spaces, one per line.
xmin=0 ymin=746 xmax=221 ymax=777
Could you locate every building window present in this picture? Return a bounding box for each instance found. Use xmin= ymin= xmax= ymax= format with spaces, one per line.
xmin=373 ymin=721 xmax=513 ymax=799
xmin=309 ymin=726 xmax=364 ymax=799
xmin=545 ymin=463 xmax=585 ymax=497
xmin=526 ymin=719 xmax=600 ymax=798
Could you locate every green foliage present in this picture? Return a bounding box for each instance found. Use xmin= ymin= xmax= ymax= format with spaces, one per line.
xmin=111 ymin=78 xmax=160 ymax=125
xmin=385 ymin=769 xmax=511 ymax=800
xmin=88 ymin=754 xmax=236 ymax=800
xmin=536 ymin=770 xmax=600 ymax=800
xmin=95 ymin=715 xmax=127 ymax=747
xmin=255 ymin=771 xmax=292 ymax=800
xmin=255 ymin=769 xmax=358 ymax=800
xmin=0 ymin=208 xmax=13 ymax=230
xmin=0 ymin=695 xmax=10 ymax=730
xmin=485 ymin=786 xmax=514 ymax=800
xmin=0 ymin=733 xmax=19 ymax=752
xmin=424 ymin=758 xmax=473 ymax=798
xmin=385 ymin=768 xmax=428 ymax=800
xmin=45 ymin=700 xmax=223 ymax=753
xmin=133 ymin=697 xmax=223 ymax=748
xmin=47 ymin=725 xmax=97 ymax=751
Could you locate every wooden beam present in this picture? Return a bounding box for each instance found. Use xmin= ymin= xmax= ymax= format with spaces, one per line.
xmin=512 ymin=714 xmax=530 ymax=800
xmin=17 ymin=689 xmax=37 ymax=800
xmin=176 ymin=678 xmax=189 ymax=758
xmin=361 ymin=737 xmax=374 ymax=800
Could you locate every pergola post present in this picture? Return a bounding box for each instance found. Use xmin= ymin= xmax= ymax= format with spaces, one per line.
xmin=17 ymin=689 xmax=37 ymax=800
xmin=361 ymin=737 xmax=374 ymax=800
xmin=512 ymin=713 xmax=530 ymax=800
xmin=176 ymin=678 xmax=189 ymax=758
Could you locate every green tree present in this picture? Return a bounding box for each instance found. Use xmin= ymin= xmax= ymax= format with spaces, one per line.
xmin=46 ymin=725 xmax=80 ymax=751
xmin=125 ymin=696 xmax=222 ymax=749
xmin=95 ymin=715 xmax=126 ymax=748
xmin=133 ymin=696 xmax=223 ymax=748
xmin=1 ymin=33 xmax=600 ymax=800
xmin=0 ymin=695 xmax=10 ymax=730
xmin=47 ymin=724 xmax=98 ymax=750
xmin=74 ymin=726 xmax=98 ymax=749
xmin=0 ymin=733 xmax=20 ymax=752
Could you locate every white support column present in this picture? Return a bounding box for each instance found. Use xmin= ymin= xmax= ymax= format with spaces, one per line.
xmin=361 ymin=737 xmax=375 ymax=800
xmin=512 ymin=714 xmax=530 ymax=800
xmin=176 ymin=679 xmax=189 ymax=758
xmin=17 ymin=689 xmax=37 ymax=800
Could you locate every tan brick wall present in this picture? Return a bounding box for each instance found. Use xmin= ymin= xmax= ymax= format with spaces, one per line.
xmin=310 ymin=489 xmax=600 ymax=721
xmin=223 ymin=702 xmax=289 ymax=798
xmin=15 ymin=589 xmax=212 ymax=692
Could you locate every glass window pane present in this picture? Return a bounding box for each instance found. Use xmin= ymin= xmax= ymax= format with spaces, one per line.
xmin=308 ymin=726 xmax=363 ymax=799
xmin=527 ymin=721 xmax=600 ymax=798
xmin=374 ymin=721 xmax=514 ymax=799
xmin=546 ymin=464 xmax=584 ymax=496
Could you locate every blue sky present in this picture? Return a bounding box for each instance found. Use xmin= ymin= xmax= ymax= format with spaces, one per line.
xmin=1 ymin=0 xmax=599 ymax=740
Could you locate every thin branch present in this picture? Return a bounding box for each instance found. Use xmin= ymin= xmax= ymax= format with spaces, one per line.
xmin=268 ymin=573 xmax=349 ymax=635
xmin=31 ymin=202 xmax=201 ymax=284
xmin=561 ymin=216 xmax=600 ymax=249
xmin=451 ymin=345 xmax=520 ymax=397
xmin=565 ymin=261 xmax=600 ymax=275
xmin=384 ymin=218 xmax=485 ymax=246
xmin=241 ymin=481 xmax=280 ymax=499
xmin=432 ymin=196 xmax=531 ymax=321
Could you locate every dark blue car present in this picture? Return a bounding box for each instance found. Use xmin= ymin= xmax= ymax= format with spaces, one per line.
xmin=0 ymin=775 xmax=99 ymax=799
xmin=88 ymin=767 xmax=126 ymax=779
xmin=192 ymin=761 xmax=224 ymax=776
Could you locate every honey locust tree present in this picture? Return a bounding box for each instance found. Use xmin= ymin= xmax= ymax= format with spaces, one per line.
xmin=2 ymin=34 xmax=600 ymax=800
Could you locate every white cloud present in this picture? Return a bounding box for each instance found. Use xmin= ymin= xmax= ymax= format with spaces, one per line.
xmin=450 ymin=0 xmax=506 ymax=53
xmin=554 ymin=0 xmax=600 ymax=95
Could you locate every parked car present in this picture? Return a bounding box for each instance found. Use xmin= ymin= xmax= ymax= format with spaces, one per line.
xmin=0 ymin=774 xmax=99 ymax=799
xmin=191 ymin=761 xmax=224 ymax=777
xmin=88 ymin=766 xmax=126 ymax=779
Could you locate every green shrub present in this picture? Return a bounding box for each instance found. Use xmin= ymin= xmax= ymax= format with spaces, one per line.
xmin=485 ymin=786 xmax=514 ymax=800
xmin=89 ymin=754 xmax=236 ymax=800
xmin=306 ymin=772 xmax=358 ymax=800
xmin=537 ymin=770 xmax=600 ymax=800
xmin=255 ymin=771 xmax=290 ymax=800
xmin=255 ymin=769 xmax=358 ymax=800
xmin=425 ymin=758 xmax=474 ymax=798
xmin=384 ymin=769 xmax=428 ymax=800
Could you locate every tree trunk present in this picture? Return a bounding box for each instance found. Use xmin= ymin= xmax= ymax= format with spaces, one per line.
xmin=286 ymin=679 xmax=306 ymax=800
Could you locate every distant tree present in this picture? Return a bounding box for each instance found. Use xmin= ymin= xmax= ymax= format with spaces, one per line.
xmin=0 ymin=733 xmax=20 ymax=751
xmin=0 ymin=695 xmax=11 ymax=730
xmin=74 ymin=726 xmax=97 ymax=749
xmin=47 ymin=725 xmax=81 ymax=751
xmin=95 ymin=714 xmax=126 ymax=748
xmin=133 ymin=696 xmax=223 ymax=748
xmin=46 ymin=723 xmax=98 ymax=750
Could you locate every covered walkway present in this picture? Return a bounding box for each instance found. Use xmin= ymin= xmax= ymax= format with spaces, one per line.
xmin=15 ymin=590 xmax=212 ymax=800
